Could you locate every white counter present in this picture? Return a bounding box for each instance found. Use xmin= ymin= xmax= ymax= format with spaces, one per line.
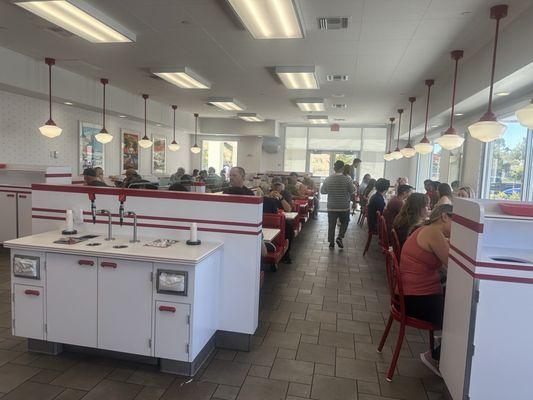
xmin=5 ymin=231 xmax=222 ymax=265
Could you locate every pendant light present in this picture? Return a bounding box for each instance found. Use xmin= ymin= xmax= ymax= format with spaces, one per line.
xmin=168 ymin=105 xmax=180 ymax=151
xmin=436 ymin=50 xmax=466 ymax=150
xmin=39 ymin=58 xmax=62 ymax=138
xmin=400 ymin=97 xmax=417 ymax=158
xmin=390 ymin=109 xmax=404 ymax=160
xmin=95 ymin=78 xmax=113 ymax=144
xmin=383 ymin=117 xmax=395 ymax=161
xmin=468 ymin=4 xmax=508 ymax=142
xmin=139 ymin=94 xmax=153 ymax=149
xmin=516 ymin=99 xmax=533 ymax=129
xmin=190 ymin=113 xmax=201 ymax=154
xmin=414 ymin=79 xmax=434 ymax=154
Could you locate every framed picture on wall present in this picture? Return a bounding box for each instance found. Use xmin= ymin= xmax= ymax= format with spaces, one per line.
xmin=152 ymin=136 xmax=167 ymax=174
xmin=121 ymin=130 xmax=140 ymax=172
xmin=79 ymin=121 xmax=105 ymax=174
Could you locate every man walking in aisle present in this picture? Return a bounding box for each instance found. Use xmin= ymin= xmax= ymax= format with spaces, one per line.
xmin=321 ymin=160 xmax=356 ymax=249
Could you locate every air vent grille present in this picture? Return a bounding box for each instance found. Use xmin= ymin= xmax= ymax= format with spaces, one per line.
xmin=318 ymin=17 xmax=349 ymax=30
xmin=334 ymin=118 xmax=346 ymax=121
xmin=326 ymin=75 xmax=349 ymax=82
xmin=332 ymin=104 xmax=347 ymax=109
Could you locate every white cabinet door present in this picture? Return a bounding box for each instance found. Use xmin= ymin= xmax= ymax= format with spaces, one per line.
xmin=0 ymin=192 xmax=18 ymax=243
xmin=46 ymin=253 xmax=97 ymax=347
xmin=98 ymin=258 xmax=153 ymax=356
xmin=13 ymin=284 xmax=44 ymax=340
xmin=154 ymin=301 xmax=190 ymax=361
xmin=17 ymin=193 xmax=32 ymax=238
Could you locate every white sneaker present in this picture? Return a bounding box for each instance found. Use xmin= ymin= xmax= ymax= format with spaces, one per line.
xmin=420 ymin=351 xmax=442 ymax=378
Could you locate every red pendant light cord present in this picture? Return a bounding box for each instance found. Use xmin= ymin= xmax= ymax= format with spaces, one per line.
xmin=45 ymin=58 xmax=55 ymax=123
xmin=422 ymin=79 xmax=434 ymax=140
xmin=101 ymin=78 xmax=108 ymax=131
xmin=395 ymin=109 xmax=404 ymax=151
xmin=486 ymin=5 xmax=508 ymax=115
xmin=388 ymin=117 xmax=395 ymax=152
xmin=194 ymin=113 xmax=199 ymax=144
xmin=172 ymin=105 xmax=177 ymax=142
xmin=447 ymin=50 xmax=464 ymax=133
xmin=142 ymin=94 xmax=149 ymax=139
xmin=407 ymin=97 xmax=415 ymax=145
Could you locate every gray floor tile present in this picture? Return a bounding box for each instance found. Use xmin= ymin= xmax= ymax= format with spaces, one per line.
xmin=200 ymin=359 xmax=250 ymax=386
xmin=269 ymin=358 xmax=314 ymax=384
xmin=310 ymin=374 xmax=357 ymax=400
xmin=296 ymin=343 xmax=335 ymax=365
xmin=0 ymin=363 xmax=41 ymax=393
xmin=1 ymin=381 xmax=63 ymax=400
xmin=236 ymin=376 xmax=288 ymax=400
xmin=81 ymin=380 xmax=143 ymax=400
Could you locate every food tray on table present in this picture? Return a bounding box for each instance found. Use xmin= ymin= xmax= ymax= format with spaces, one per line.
xmin=498 ymin=202 xmax=533 ymax=217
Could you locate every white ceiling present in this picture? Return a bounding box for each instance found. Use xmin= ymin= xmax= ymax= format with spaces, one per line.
xmin=0 ymin=0 xmax=531 ymax=125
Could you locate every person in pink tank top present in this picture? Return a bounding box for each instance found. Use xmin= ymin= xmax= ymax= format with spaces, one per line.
xmin=399 ymin=204 xmax=453 ymax=377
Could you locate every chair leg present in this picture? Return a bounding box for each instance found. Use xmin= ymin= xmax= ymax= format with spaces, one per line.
xmin=429 ymin=330 xmax=434 ymax=352
xmin=363 ymin=231 xmax=373 ymax=256
xmin=386 ymin=322 xmax=405 ymax=382
xmin=377 ymin=315 xmax=393 ymax=353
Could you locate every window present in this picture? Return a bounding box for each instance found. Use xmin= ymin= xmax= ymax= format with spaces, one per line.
xmin=448 ymin=149 xmax=463 ymax=185
xmin=308 ymin=127 xmax=362 ymax=151
xmin=430 ymin=143 xmax=442 ymax=181
xmin=284 ymin=127 xmax=307 ymax=172
xmin=483 ymin=119 xmax=529 ymax=201
xmin=360 ymin=127 xmax=386 ymax=179
xmin=201 ymin=140 xmax=238 ymax=172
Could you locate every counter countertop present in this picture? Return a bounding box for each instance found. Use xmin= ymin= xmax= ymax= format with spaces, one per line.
xmin=4 ymin=231 xmax=223 ymax=265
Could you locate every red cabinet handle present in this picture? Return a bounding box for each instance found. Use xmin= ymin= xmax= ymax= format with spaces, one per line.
xmin=6 ymin=194 xmax=15 ymax=198
xmin=19 ymin=195 xmax=27 ymax=199
xmin=78 ymin=260 xmax=94 ymax=266
xmin=24 ymin=289 xmax=40 ymax=296
xmin=159 ymin=305 xmax=176 ymax=313
xmin=101 ymin=262 xmax=117 ymax=268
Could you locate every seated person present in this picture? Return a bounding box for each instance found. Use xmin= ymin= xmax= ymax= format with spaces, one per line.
xmin=94 ymin=167 xmax=113 ymax=186
xmin=393 ymin=193 xmax=429 ymax=246
xmin=222 ymin=167 xmax=255 ymax=195
xmin=205 ymin=167 xmax=222 ymax=187
xmin=424 ymin=180 xmax=439 ymax=209
xmin=263 ymin=182 xmax=294 ymax=264
xmin=367 ymin=178 xmax=390 ymax=232
xmin=383 ymin=184 xmax=413 ymax=235
xmin=451 ymin=180 xmax=460 ymax=195
xmin=169 ymin=167 xmax=185 ymax=185
xmin=399 ymin=204 xmax=452 ymax=376
xmin=271 ymin=176 xmax=293 ymax=206
xmin=360 ymin=178 xmax=376 ymax=208
xmin=434 ymin=183 xmax=453 ymax=207
xmin=83 ymin=168 xmax=108 ymax=187
xmin=121 ymin=168 xmax=144 ymax=188
xmin=286 ymin=174 xmax=306 ymax=199
xmin=457 ymin=186 xmax=475 ymax=198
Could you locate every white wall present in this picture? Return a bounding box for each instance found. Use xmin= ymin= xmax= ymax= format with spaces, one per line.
xmin=0 ymin=89 xmax=190 ymax=177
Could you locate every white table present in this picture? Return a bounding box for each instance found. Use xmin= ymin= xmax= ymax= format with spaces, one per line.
xmin=283 ymin=212 xmax=299 ymax=221
xmin=262 ymin=228 xmax=280 ymax=243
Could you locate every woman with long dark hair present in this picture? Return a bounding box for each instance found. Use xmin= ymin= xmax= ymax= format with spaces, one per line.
xmin=393 ymin=193 xmax=429 ymax=246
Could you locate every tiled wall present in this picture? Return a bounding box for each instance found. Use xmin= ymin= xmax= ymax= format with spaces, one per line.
xmin=0 ymin=89 xmax=191 ymax=177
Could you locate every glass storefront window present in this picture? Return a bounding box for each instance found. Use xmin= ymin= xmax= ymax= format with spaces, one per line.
xmin=201 ymin=140 xmax=238 ymax=172
xmin=284 ymin=127 xmax=307 ymax=172
xmin=430 ymin=143 xmax=442 ymax=181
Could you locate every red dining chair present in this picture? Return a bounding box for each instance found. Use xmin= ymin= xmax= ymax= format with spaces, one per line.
xmin=378 ymin=215 xmax=389 ymax=253
xmin=363 ymin=211 xmax=380 ymax=256
xmin=357 ymin=204 xmax=367 ymax=227
xmin=377 ymin=249 xmax=438 ymax=381
xmin=390 ymin=228 xmax=402 ymax=262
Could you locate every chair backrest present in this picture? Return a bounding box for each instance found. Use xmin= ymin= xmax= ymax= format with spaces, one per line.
xmin=391 ymin=228 xmax=402 ymax=262
xmin=263 ymin=213 xmax=287 ymax=247
xmin=379 ymin=214 xmax=389 ymax=251
xmin=384 ymin=249 xmax=406 ymax=317
xmin=375 ymin=210 xmax=382 ymax=237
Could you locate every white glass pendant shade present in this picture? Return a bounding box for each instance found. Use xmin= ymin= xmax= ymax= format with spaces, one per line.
xmin=516 ymin=101 xmax=533 ymax=129
xmin=190 ymin=144 xmax=201 ymax=154
xmin=168 ymin=141 xmax=180 ymax=151
xmin=383 ymin=152 xmax=393 ymax=161
xmin=391 ymin=149 xmax=403 ymax=160
xmin=400 ymin=145 xmax=416 ymax=158
xmin=139 ymin=135 xmax=153 ymax=149
xmin=95 ymin=128 xmax=113 ymax=144
xmin=39 ymin=120 xmax=62 ymax=138
xmin=435 ymin=133 xmax=465 ymax=150
xmin=414 ymin=138 xmax=433 ymax=154
xmin=468 ymin=120 xmax=506 ymax=143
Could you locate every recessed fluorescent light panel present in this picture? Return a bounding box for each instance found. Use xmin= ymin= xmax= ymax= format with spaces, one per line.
xmin=275 ymin=66 xmax=319 ymax=89
xmin=295 ymin=98 xmax=325 ymax=112
xmin=307 ymin=115 xmax=328 ymax=125
xmin=238 ymin=113 xmax=264 ymax=122
xmin=15 ymin=0 xmax=136 ymax=43
xmin=495 ymin=91 xmax=510 ymax=96
xmin=227 ymin=0 xmax=303 ymax=39
xmin=208 ymin=97 xmax=244 ymax=111
xmin=152 ymin=67 xmax=210 ymax=89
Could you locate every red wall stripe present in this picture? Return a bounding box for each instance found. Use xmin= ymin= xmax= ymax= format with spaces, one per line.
xmin=450 ymin=244 xmax=533 ymax=272
xmin=0 ymin=189 xmax=32 ymax=194
xmin=32 ymin=184 xmax=263 ymax=204
xmin=452 ymin=214 xmax=484 ymax=233
xmin=449 ymin=253 xmax=533 ymax=284
xmin=45 ymin=173 xmax=72 ymax=178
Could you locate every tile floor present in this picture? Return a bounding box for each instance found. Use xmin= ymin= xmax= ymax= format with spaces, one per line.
xmin=0 ymin=213 xmax=452 ymax=399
